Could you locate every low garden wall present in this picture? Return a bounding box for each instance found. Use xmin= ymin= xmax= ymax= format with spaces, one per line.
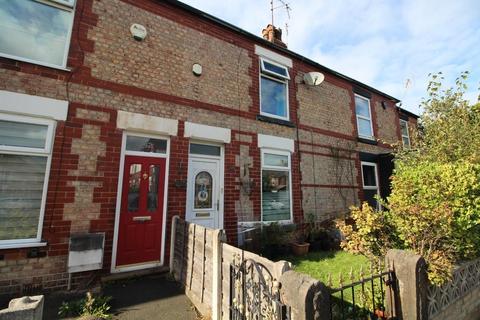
xmin=427 ymin=258 xmax=480 ymax=320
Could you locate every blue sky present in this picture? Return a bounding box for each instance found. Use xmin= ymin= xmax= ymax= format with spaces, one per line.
xmin=181 ymin=0 xmax=480 ymax=115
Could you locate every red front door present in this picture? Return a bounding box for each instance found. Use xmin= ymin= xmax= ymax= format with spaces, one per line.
xmin=116 ymin=155 xmax=166 ymax=267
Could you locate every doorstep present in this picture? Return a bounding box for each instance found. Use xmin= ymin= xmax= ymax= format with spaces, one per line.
xmin=101 ymin=266 xmax=169 ymax=283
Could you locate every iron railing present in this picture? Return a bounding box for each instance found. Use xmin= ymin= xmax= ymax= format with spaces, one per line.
xmin=328 ymin=265 xmax=397 ymax=320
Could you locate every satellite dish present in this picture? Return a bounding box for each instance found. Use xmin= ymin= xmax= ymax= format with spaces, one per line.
xmin=303 ymin=72 xmax=325 ymax=86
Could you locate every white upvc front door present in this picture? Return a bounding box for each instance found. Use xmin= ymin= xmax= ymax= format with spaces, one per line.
xmin=186 ymin=148 xmax=223 ymax=229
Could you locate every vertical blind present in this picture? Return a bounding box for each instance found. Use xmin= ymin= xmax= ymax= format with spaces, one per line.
xmin=0 ymin=154 xmax=47 ymax=240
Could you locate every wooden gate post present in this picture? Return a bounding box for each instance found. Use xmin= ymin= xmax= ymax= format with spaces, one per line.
xmin=211 ymin=229 xmax=224 ymax=320
xmin=169 ymin=215 xmax=180 ymax=274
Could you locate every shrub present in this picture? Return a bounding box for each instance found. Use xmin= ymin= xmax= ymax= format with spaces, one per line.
xmin=337 ymin=203 xmax=398 ymax=261
xmin=341 ymin=72 xmax=480 ymax=285
xmin=58 ymin=292 xmax=112 ymax=319
xmin=387 ymin=160 xmax=480 ymax=284
xmin=259 ymin=222 xmax=295 ymax=259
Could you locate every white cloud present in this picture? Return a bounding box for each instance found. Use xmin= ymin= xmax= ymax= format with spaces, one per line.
xmin=180 ymin=0 xmax=480 ymax=114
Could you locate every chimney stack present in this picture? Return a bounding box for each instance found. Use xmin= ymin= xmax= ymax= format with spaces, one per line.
xmin=262 ymin=24 xmax=287 ymax=48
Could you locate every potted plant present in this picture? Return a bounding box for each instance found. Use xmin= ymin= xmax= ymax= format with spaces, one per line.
xmin=290 ymin=226 xmax=310 ymax=256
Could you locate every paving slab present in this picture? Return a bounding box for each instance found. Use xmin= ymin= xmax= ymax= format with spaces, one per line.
xmin=41 ymin=274 xmax=198 ymax=320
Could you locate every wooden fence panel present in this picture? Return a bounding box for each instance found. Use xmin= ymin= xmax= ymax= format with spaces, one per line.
xmin=170 ymin=217 xmax=290 ymax=320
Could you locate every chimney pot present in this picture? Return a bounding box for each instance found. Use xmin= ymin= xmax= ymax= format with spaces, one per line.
xmin=261 ymin=24 xmax=287 ymax=48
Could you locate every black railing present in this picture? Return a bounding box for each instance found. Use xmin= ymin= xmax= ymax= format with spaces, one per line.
xmin=229 ymin=255 xmax=291 ymax=320
xmin=329 ymin=267 xmax=397 ymax=320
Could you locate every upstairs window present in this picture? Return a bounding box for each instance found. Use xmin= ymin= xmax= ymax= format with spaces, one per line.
xmin=400 ymin=119 xmax=410 ymax=147
xmin=0 ymin=0 xmax=76 ymax=69
xmin=260 ymin=58 xmax=290 ymax=120
xmin=355 ymin=94 xmax=374 ymax=139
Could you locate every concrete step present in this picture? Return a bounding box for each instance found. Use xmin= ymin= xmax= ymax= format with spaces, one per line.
xmin=101 ymin=266 xmax=169 ymax=283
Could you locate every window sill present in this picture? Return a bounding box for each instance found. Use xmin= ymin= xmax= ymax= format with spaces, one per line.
xmin=256 ymin=115 xmax=295 ymax=127
xmin=0 ymin=53 xmax=72 ymax=72
xmin=238 ymin=220 xmax=294 ymax=227
xmin=357 ymin=137 xmax=378 ymax=145
xmin=0 ymin=241 xmax=47 ymax=250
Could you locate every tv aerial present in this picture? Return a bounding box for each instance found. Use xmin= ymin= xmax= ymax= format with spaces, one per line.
xmin=270 ymin=0 xmax=292 ymax=43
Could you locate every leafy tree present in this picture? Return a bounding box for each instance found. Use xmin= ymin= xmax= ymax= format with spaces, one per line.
xmin=340 ymin=72 xmax=480 ymax=285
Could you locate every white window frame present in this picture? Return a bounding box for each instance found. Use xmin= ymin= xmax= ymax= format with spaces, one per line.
xmin=259 ymin=58 xmax=290 ymax=121
xmin=260 ymin=58 xmax=290 ymax=80
xmin=400 ymin=119 xmax=411 ymax=147
xmin=361 ymin=161 xmax=380 ymax=210
xmin=260 ymin=149 xmax=293 ymax=223
xmin=0 ymin=113 xmax=56 ymax=248
xmin=0 ymin=0 xmax=76 ymax=70
xmin=355 ymin=94 xmax=374 ymax=140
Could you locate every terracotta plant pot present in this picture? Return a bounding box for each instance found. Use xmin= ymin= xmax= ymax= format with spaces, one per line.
xmin=291 ymin=242 xmax=310 ymax=256
xmin=374 ymin=309 xmax=386 ymax=319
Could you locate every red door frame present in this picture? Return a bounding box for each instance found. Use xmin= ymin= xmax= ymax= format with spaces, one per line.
xmin=116 ymin=155 xmax=166 ymax=267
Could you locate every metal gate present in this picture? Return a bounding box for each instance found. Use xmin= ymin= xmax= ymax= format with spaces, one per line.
xmin=230 ymin=256 xmax=291 ymax=320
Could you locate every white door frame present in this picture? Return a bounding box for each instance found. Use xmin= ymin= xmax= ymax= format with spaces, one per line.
xmin=110 ymin=131 xmax=171 ymax=273
xmin=186 ymin=141 xmax=224 ymax=229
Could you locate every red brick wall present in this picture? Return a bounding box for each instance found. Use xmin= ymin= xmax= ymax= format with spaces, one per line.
xmin=0 ymin=0 xmax=406 ymax=296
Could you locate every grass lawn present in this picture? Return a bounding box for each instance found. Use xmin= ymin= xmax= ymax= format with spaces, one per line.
xmin=287 ymin=250 xmax=371 ymax=288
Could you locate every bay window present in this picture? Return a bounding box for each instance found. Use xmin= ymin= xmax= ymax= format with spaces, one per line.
xmin=0 ymin=114 xmax=55 ymax=245
xmin=355 ymin=94 xmax=374 ymax=139
xmin=261 ymin=150 xmax=292 ymax=222
xmin=0 ymin=0 xmax=76 ymax=69
xmin=260 ymin=58 xmax=290 ymax=120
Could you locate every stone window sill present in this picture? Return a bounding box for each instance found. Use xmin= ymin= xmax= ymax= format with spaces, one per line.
xmin=0 ymin=242 xmax=47 ymax=250
xmin=256 ymin=114 xmax=295 ymax=127
xmin=357 ymin=137 xmax=378 ymax=145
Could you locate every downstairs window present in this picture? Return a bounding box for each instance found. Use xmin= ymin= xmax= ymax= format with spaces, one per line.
xmin=0 ymin=114 xmax=55 ymax=245
xmin=261 ymin=150 xmax=292 ymax=222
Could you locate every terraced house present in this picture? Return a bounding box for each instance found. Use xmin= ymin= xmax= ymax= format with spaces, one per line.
xmin=0 ymin=0 xmax=417 ymax=295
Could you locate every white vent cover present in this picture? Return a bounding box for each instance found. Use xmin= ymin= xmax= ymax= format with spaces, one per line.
xmin=68 ymin=233 xmax=105 ymax=273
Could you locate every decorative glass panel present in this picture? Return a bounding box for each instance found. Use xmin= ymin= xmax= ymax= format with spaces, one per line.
xmin=0 ymin=154 xmax=47 ymax=240
xmin=264 ymin=153 xmax=288 ymax=167
xmin=0 ymin=0 xmax=74 ymax=67
xmin=190 ymin=144 xmax=221 ymax=156
xmin=127 ymin=164 xmax=141 ymax=212
xmin=355 ymin=96 xmax=370 ymax=118
xmin=126 ymin=136 xmax=167 ymax=154
xmin=358 ymin=118 xmax=373 ymax=138
xmin=0 ymin=120 xmax=48 ymax=149
xmin=362 ymin=165 xmax=377 ymax=187
xmin=194 ymin=171 xmax=213 ymax=209
xmin=261 ymin=76 xmax=287 ymax=118
xmin=262 ymin=170 xmax=290 ymax=221
xmin=403 ymin=137 xmax=410 ymax=146
xmin=147 ymin=165 xmax=159 ymax=212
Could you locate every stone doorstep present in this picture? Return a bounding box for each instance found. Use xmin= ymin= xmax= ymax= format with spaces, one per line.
xmin=100 ymin=266 xmax=169 ymax=283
